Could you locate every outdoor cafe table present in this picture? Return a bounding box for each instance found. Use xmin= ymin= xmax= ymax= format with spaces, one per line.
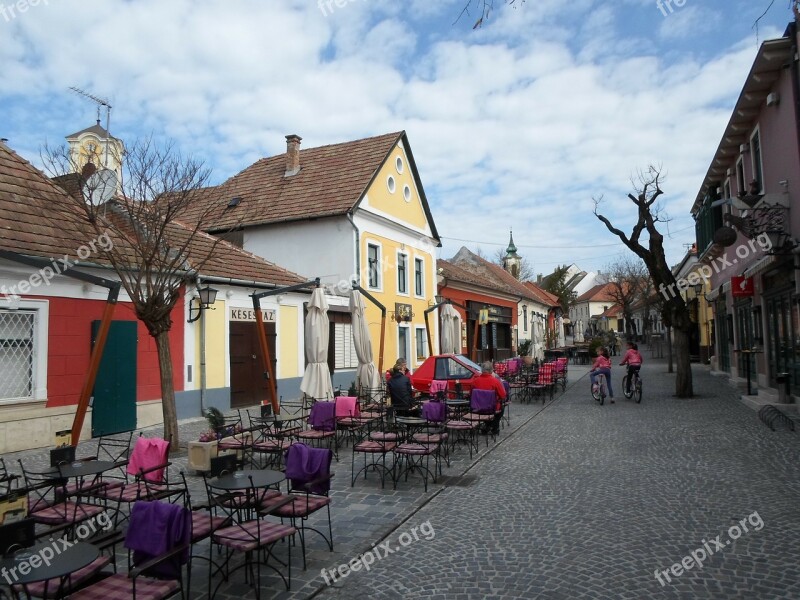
xmin=210 ymin=469 xmax=285 ymax=491
xmin=445 ymin=399 xmax=470 ymax=419
xmin=47 ymin=461 xmax=119 ymax=480
xmin=0 ymin=541 xmax=99 ymax=592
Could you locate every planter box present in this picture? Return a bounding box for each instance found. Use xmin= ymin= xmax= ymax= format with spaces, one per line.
xmin=188 ymin=434 xmax=250 ymax=473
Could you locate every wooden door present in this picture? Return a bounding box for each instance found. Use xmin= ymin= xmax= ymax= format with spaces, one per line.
xmin=229 ymin=321 xmax=276 ymax=408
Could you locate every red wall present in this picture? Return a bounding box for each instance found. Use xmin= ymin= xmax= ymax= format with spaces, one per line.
xmin=438 ymin=286 xmax=518 ymax=352
xmin=45 ymin=296 xmax=184 ymax=408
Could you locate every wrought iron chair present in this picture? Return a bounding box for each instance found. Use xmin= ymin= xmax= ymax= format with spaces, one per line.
xmin=462 ymin=389 xmax=498 ymax=446
xmin=296 ymin=401 xmax=338 ymax=459
xmin=69 ymin=500 xmax=191 ymax=600
xmin=267 ymin=443 xmax=334 ymax=570
xmin=206 ymin=476 xmax=297 ymax=597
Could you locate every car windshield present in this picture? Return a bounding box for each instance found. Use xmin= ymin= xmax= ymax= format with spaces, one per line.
xmin=455 ymin=355 xmax=481 ymax=372
xmin=434 ymin=356 xmax=480 ymax=380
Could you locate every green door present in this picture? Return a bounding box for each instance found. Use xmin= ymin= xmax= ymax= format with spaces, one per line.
xmin=91 ymin=320 xmax=137 ymax=437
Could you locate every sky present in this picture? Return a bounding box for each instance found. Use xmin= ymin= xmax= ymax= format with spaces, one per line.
xmin=0 ymin=0 xmax=792 ymax=279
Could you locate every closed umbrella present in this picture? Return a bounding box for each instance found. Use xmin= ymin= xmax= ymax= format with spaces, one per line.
xmin=349 ymin=290 xmax=380 ymax=392
xmin=440 ymin=303 xmax=462 ymax=355
xmin=300 ymin=288 xmax=334 ymax=400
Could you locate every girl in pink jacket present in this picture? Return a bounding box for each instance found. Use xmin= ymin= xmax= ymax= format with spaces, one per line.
xmin=590 ymin=346 xmax=614 ymax=402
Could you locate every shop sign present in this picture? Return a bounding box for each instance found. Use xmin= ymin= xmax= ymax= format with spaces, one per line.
xmin=731 ymin=276 xmax=754 ymax=298
xmin=229 ymin=308 xmax=276 ymax=322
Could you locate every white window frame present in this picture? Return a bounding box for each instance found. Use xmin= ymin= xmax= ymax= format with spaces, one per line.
xmin=750 ymin=126 xmax=764 ymax=194
xmin=396 ymin=251 xmax=409 ymax=296
xmin=366 ymin=241 xmax=383 ymax=291
xmin=414 ymin=326 xmax=428 ymax=364
xmin=413 ymin=256 xmax=425 ymax=298
xmin=397 ymin=324 xmax=411 ymax=365
xmin=0 ymin=298 xmax=48 ymax=405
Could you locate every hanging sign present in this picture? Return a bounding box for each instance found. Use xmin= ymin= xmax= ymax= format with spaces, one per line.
xmin=731 ymin=276 xmax=754 ymax=298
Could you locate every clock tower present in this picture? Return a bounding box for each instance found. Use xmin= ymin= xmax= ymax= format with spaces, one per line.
xmin=65 ymin=120 xmax=123 ymax=181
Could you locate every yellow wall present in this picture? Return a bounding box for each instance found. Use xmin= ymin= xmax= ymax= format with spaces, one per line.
xmin=366 ymin=146 xmax=428 ymax=230
xmin=279 ymin=305 xmax=299 ymax=378
xmin=359 ymin=232 xmax=435 ymax=369
xmin=194 ymin=298 xmax=226 ymax=389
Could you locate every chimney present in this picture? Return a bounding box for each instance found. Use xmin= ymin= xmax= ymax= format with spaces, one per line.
xmin=285 ymin=134 xmax=302 ymax=177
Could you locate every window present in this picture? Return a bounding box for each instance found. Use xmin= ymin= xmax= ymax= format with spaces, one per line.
xmin=414 ymin=258 xmax=424 ymax=297
xmin=368 ymin=243 xmax=380 ymax=289
xmin=398 ymin=326 xmax=410 ymax=364
xmin=736 ymin=157 xmax=745 ymax=197
xmin=397 ymin=252 xmax=408 ymax=294
xmin=333 ymin=321 xmax=359 ymax=369
xmin=0 ymin=302 xmax=47 ymax=404
xmin=751 ymin=128 xmax=763 ymax=194
xmin=523 ymin=306 xmax=528 ymax=332
xmin=415 ymin=327 xmax=427 ymax=361
xmin=433 ymin=357 xmax=475 ymax=380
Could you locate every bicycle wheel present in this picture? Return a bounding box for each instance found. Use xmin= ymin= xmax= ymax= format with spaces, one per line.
xmin=634 ymin=377 xmax=642 ymax=403
xmin=598 ymin=377 xmax=605 ymax=405
xmin=591 ymin=383 xmax=600 ymax=402
xmin=622 ymin=375 xmax=632 ymax=399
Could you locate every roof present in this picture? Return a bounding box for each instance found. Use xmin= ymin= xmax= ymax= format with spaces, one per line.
xmin=521 ymin=281 xmax=560 ymax=307
xmin=691 ymin=35 xmax=793 ymax=213
xmin=598 ymin=304 xmax=622 ymax=318
xmin=179 ymin=131 xmax=440 ymax=242
xmin=0 ymin=141 xmax=305 ymax=288
xmin=65 ymin=121 xmax=121 ymax=142
xmin=440 ymin=247 xmax=540 ymax=302
xmin=575 ymin=282 xmax=617 ymax=303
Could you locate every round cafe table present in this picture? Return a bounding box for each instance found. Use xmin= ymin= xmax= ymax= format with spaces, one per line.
xmin=210 ymin=469 xmax=285 ymax=491
xmin=47 ymin=461 xmax=119 ymax=480
xmin=0 ymin=541 xmax=99 ymax=586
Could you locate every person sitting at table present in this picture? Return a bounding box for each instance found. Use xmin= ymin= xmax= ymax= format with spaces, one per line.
xmin=385 ymin=358 xmax=410 ymax=382
xmin=387 ymin=363 xmax=416 ymax=417
xmin=472 ymin=361 xmax=507 ymax=435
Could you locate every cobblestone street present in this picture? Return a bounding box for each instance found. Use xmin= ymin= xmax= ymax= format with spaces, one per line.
xmin=5 ymin=358 xmax=800 ymax=599
xmin=317 ymin=359 xmax=800 ymax=599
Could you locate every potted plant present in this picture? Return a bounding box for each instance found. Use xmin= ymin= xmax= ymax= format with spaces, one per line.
xmin=188 ymin=406 xmax=241 ymax=472
xmin=518 ymin=339 xmax=533 ymax=365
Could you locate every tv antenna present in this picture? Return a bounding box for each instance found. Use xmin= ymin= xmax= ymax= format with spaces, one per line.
xmin=69 ymin=86 xmax=112 ymax=168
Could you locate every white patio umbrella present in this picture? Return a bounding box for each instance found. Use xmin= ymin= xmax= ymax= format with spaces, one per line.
xmin=300 ymin=287 xmax=334 ymax=400
xmin=349 ymin=290 xmax=380 ymax=392
xmin=440 ymin=303 xmax=462 ymax=355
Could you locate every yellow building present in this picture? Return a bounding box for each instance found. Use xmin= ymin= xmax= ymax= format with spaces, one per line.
xmin=182 ymin=132 xmax=441 ymax=394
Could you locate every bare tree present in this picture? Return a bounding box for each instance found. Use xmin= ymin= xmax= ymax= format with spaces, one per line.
xmin=456 ymin=0 xmax=526 ymax=28
xmin=603 ymin=256 xmax=648 ymax=339
xmin=492 ymin=247 xmax=534 ymax=281
xmin=594 ymin=166 xmax=694 ymax=397
xmin=43 ymin=138 xmax=222 ymax=449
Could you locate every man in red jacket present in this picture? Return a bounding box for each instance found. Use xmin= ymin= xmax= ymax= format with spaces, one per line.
xmin=472 ymin=361 xmax=507 ymax=434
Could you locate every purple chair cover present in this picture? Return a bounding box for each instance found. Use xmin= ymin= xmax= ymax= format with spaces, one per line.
xmin=422 ymin=401 xmax=446 ymax=423
xmin=285 ymin=443 xmax=333 ymax=495
xmin=125 ymin=500 xmax=190 ymax=579
xmin=502 ymin=380 xmax=510 ymax=398
xmin=309 ymin=401 xmax=336 ymax=432
xmin=471 ymin=389 xmax=497 ymax=414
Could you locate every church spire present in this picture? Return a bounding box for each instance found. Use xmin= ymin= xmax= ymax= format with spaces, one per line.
xmin=506 ymin=230 xmax=518 ymax=256
xmin=503 ymin=229 xmax=522 ymax=279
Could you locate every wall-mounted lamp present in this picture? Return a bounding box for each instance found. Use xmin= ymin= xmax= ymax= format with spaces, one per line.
xmin=187 ymin=285 xmax=218 ymax=323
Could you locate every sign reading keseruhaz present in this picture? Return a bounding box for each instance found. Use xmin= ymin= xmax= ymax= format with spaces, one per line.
xmin=229 ymin=308 xmax=276 ymax=322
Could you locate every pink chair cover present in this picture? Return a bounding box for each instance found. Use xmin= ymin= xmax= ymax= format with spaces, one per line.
xmin=126 ymin=436 xmax=170 ymax=482
xmin=335 ymin=396 xmax=360 ymax=418
xmin=429 ymin=380 xmax=448 ymax=395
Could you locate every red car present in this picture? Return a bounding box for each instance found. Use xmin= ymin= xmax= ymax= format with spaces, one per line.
xmin=410 ymin=354 xmax=483 ymax=395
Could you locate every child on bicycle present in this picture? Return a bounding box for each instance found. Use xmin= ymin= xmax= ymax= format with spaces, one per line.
xmin=619 ymin=342 xmax=642 ymax=395
xmin=590 ymin=346 xmax=614 ymax=403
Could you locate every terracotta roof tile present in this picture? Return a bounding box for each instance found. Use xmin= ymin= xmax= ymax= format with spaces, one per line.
xmin=180 ymin=132 xmax=405 ymax=231
xmin=576 ymin=282 xmax=617 ymax=303
xmin=0 ymin=142 xmax=305 ymax=288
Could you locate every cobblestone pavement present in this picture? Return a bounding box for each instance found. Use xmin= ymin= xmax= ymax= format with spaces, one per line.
xmin=316 ymin=359 xmax=800 ymax=599
xmin=3 ymin=363 xmax=590 ymax=599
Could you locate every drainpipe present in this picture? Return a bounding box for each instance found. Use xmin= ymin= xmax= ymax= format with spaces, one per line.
xmin=196 ymin=278 xmax=207 ymax=415
xmin=346 ymin=212 xmax=360 ymax=284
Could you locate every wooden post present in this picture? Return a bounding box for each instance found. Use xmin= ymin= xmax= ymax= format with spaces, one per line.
xmin=255 ymin=309 xmax=280 ymax=415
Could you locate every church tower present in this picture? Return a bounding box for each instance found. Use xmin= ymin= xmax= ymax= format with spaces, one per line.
xmin=65 ymin=120 xmax=124 ymax=182
xmin=503 ymin=230 xmax=521 ymax=279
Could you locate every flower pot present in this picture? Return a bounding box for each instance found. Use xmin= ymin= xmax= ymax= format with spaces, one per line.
xmin=522 ymin=356 xmax=534 ymax=366
xmin=188 ymin=440 xmax=218 ymax=472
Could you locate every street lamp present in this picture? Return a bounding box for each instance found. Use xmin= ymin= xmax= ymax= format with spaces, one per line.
xmin=187 ymin=285 xmax=219 ymax=323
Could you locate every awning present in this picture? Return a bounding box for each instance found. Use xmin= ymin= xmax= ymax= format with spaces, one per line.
xmin=743 ymin=255 xmax=777 ymax=279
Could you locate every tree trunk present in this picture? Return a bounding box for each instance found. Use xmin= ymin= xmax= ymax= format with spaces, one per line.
xmin=155 ymin=330 xmax=179 ymax=451
xmin=666 ymin=324 xmax=673 ymax=373
xmin=672 ymin=325 xmax=693 ymax=397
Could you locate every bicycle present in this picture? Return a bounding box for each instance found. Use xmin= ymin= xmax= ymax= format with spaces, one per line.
xmin=591 ymin=371 xmax=607 ymax=406
xmin=622 ymin=368 xmax=642 ymax=403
